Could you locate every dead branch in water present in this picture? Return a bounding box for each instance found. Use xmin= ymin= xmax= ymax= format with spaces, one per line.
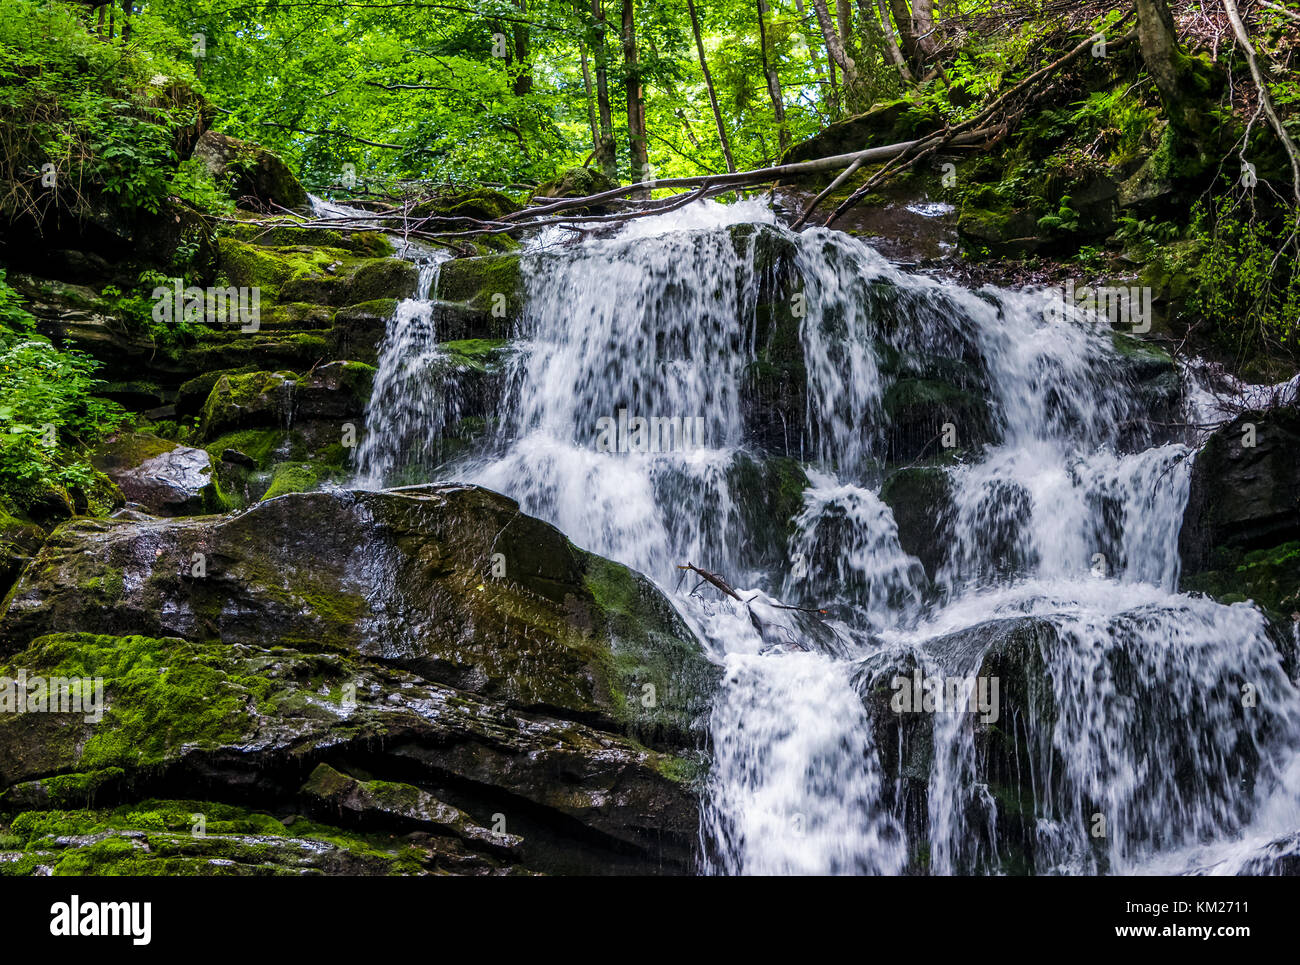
xmin=676 ymin=562 xmax=828 ymax=615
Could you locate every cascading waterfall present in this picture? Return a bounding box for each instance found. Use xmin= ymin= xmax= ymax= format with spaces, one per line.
xmin=355 ymin=256 xmax=453 ymax=488
xmin=356 ymin=197 xmax=1300 ymax=875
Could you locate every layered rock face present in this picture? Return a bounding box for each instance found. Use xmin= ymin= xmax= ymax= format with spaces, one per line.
xmin=1179 ymin=405 xmax=1300 ymax=620
xmin=0 ymin=486 xmax=716 ymax=875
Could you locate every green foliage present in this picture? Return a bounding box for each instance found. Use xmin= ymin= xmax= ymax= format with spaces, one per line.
xmin=0 ymin=0 xmax=203 ymax=220
xmin=0 ymin=272 xmax=127 ymax=514
xmin=1186 ymin=196 xmax=1300 ymax=354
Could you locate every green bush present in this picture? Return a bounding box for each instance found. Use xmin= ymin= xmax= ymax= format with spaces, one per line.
xmin=0 ymin=0 xmax=202 ymax=221
xmin=0 ymin=271 xmax=127 ymax=514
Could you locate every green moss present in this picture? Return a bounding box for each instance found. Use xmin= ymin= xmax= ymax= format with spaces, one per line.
xmin=260 ymin=462 xmax=320 ymax=501
xmin=91 ymin=433 xmax=178 ymax=473
xmin=0 ymin=799 xmax=428 ymax=876
xmin=581 ymin=553 xmax=717 ymax=745
xmin=436 ymin=254 xmax=523 ymax=311
xmin=441 ymin=338 xmax=507 ymax=372
xmin=1183 ymin=540 xmax=1300 ymax=617
xmin=200 ymin=370 xmax=296 ymax=439
xmin=413 ymin=187 xmax=521 ymax=222
xmin=0 ymin=634 xmax=270 ymax=771
xmin=203 ymin=428 xmax=286 ymax=469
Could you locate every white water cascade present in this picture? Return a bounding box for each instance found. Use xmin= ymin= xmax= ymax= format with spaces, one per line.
xmin=357 ymin=198 xmax=1300 ymax=875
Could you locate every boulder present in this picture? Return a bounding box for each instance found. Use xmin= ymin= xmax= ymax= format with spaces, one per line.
xmin=879 ymin=466 xmax=953 ymax=582
xmin=0 ymin=486 xmax=718 ymax=872
xmin=0 ymin=511 xmax=45 ymax=598
xmin=92 ymin=434 xmax=227 ymax=517
xmin=532 ymin=167 xmax=621 ymax=213
xmin=1179 ymin=406 xmax=1300 ymax=576
xmin=193 ymin=130 xmax=311 ymax=215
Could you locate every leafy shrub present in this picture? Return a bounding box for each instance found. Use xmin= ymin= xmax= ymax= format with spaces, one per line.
xmin=0 ymin=271 xmax=127 ymax=513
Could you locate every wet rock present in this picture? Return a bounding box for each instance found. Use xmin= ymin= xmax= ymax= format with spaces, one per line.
xmin=879 ymin=466 xmax=953 ymax=581
xmin=0 ymin=511 xmax=45 ymax=598
xmin=0 ymin=619 xmax=702 ymax=872
xmin=92 ymin=434 xmax=227 ymax=517
xmin=0 ymin=485 xmax=717 ymax=753
xmin=435 ymin=253 xmax=524 ymax=337
xmin=198 ymin=362 xmax=373 ymax=440
xmin=1179 ymin=405 xmax=1300 ymax=578
xmin=0 ymin=799 xmax=513 ymax=875
xmin=331 ymin=300 xmax=396 ymax=363
xmin=300 ymin=763 xmax=522 ymax=856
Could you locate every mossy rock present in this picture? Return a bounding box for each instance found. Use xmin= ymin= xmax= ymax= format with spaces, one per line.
xmin=227 ymin=220 xmax=393 ymax=257
xmin=1182 ymin=540 xmax=1300 ymax=621
xmin=411 ymin=188 xmax=521 ymax=222
xmin=0 ymin=624 xmax=701 ymax=871
xmin=533 ymin=167 xmax=621 ymax=208
xmin=0 ymin=486 xmax=716 ymax=752
xmin=879 ymin=466 xmax=953 ymax=581
xmin=198 ymin=363 xmax=374 ymax=441
xmin=194 ymin=130 xmax=311 ymax=215
xmin=0 ymin=510 xmax=45 ymax=599
xmin=882 ymin=378 xmax=993 ymax=463
xmin=0 ymin=794 xmax=521 ymax=875
xmin=331 ymin=299 xmax=396 ymax=363
xmin=199 ymin=370 xmax=297 ymax=439
xmin=780 ymin=100 xmax=932 ymax=168
xmin=216 ymin=238 xmax=416 ymax=306
xmin=725 ymin=454 xmax=809 ymax=574
xmin=260 ymin=462 xmax=319 ymax=500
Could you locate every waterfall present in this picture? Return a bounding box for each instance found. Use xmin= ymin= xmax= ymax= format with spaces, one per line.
xmin=359 ymin=197 xmax=1300 ymax=875
xmin=355 ymin=257 xmax=452 ymax=487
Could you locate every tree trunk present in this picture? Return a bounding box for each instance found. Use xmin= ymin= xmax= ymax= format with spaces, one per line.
xmin=911 ymin=0 xmax=936 ymax=55
xmin=868 ymin=0 xmax=913 ymax=82
xmin=511 ymin=1 xmax=532 ymax=96
xmin=888 ymin=0 xmax=923 ymax=69
xmin=591 ymin=0 xmax=618 ymax=177
xmin=812 ymin=0 xmax=862 ymax=112
xmin=686 ymin=0 xmax=737 ymax=171
xmin=793 ymin=0 xmax=838 ymax=116
xmin=580 ymin=46 xmax=600 ymax=154
xmin=622 ymin=0 xmax=650 ymax=193
xmin=1134 ymin=0 xmax=1192 ymax=131
xmin=120 ymin=0 xmax=131 ymax=42
xmin=757 ymin=0 xmax=791 ymax=153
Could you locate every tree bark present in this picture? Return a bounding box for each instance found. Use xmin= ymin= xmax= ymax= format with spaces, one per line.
xmin=1134 ymin=0 xmax=1192 ymax=131
xmin=757 ymin=0 xmax=791 ymax=154
xmin=812 ymin=0 xmax=862 ymax=112
xmin=622 ymin=0 xmax=649 ymax=194
xmin=888 ymin=0 xmax=922 ymax=69
xmin=687 ymin=0 xmax=737 ymax=172
xmin=511 ymin=1 xmax=532 ymax=96
xmin=868 ymin=0 xmax=913 ymax=82
xmin=580 ymin=45 xmax=600 ymax=153
xmin=793 ymin=0 xmax=838 ymax=116
xmin=590 ymin=0 xmax=618 ymax=177
xmin=911 ymin=0 xmax=936 ymax=55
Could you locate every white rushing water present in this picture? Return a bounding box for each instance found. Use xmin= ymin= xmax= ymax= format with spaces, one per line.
xmin=356 ymin=196 xmax=1300 ymax=875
